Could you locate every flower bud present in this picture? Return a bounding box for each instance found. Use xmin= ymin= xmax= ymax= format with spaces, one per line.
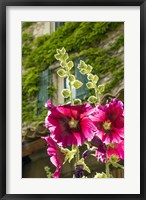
xmin=61 ymin=89 xmax=71 ymax=98
xmin=87 ymin=73 xmax=94 ymax=81
xmin=77 ymin=60 xmax=87 ymax=69
xmin=86 ymin=65 xmax=93 ymax=73
xmin=80 ymin=69 xmax=88 ymax=75
xmin=67 ymin=61 xmax=74 ymax=70
xmin=93 ymin=75 xmax=99 ymax=83
xmin=57 ymin=69 xmax=67 ymax=77
xmin=68 ymin=75 xmax=75 ymax=82
xmin=98 ymin=84 xmax=105 ymax=94
xmin=72 ymin=80 xmax=83 ymax=89
xmin=88 ymin=96 xmax=97 ymax=103
xmin=60 ymin=47 xmax=66 ymax=54
xmin=94 ymin=172 xmax=108 ymax=178
xmin=86 ymin=82 xmax=94 ymax=89
xmin=74 ymin=99 xmax=82 ymax=105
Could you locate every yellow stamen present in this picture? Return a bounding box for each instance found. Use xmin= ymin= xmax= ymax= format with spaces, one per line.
xmin=69 ymin=118 xmax=78 ymax=128
xmin=103 ymin=121 xmax=111 ymax=131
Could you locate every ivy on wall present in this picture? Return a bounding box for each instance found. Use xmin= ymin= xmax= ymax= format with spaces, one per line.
xmin=22 ymin=22 xmax=124 ymax=124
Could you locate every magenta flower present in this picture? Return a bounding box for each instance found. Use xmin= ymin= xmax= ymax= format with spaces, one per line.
xmin=107 ymin=140 xmax=124 ymax=161
xmin=90 ymin=98 xmax=124 ymax=144
xmin=43 ymin=136 xmax=65 ymax=178
xmin=45 ymin=102 xmax=97 ymax=147
xmin=95 ymin=140 xmax=124 ymax=163
xmin=45 ymin=99 xmax=54 ymax=110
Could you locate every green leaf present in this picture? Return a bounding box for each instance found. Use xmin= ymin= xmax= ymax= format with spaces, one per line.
xmin=88 ymin=96 xmax=97 ymax=103
xmin=61 ymin=147 xmax=77 ymax=163
xmin=61 ymin=89 xmax=71 ymax=98
xmin=72 ymin=80 xmax=83 ymax=89
xmin=57 ymin=69 xmax=67 ymax=77
xmin=86 ymin=82 xmax=94 ymax=89
xmin=76 ymin=158 xmax=91 ymax=173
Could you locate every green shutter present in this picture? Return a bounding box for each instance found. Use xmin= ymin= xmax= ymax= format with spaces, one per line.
xmin=37 ymin=69 xmax=52 ymax=114
xmin=74 ymin=57 xmax=89 ymax=100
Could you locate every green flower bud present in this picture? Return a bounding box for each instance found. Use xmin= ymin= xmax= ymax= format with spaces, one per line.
xmin=62 ymin=53 xmax=69 ymax=61
xmin=80 ymin=69 xmax=88 ymax=75
xmin=94 ymin=172 xmax=108 ymax=178
xmin=93 ymin=75 xmax=99 ymax=83
xmin=60 ymin=61 xmax=66 ymax=68
xmin=98 ymin=84 xmax=105 ymax=94
xmin=56 ymin=49 xmax=62 ymax=54
xmin=88 ymin=96 xmax=97 ymax=103
xmin=86 ymin=82 xmax=94 ymax=89
xmin=78 ymin=60 xmax=87 ymax=69
xmin=68 ymin=75 xmax=75 ymax=82
xmin=60 ymin=47 xmax=66 ymax=54
xmin=67 ymin=61 xmax=74 ymax=70
xmin=57 ymin=69 xmax=67 ymax=77
xmin=74 ymin=99 xmax=82 ymax=105
xmin=54 ymin=54 xmax=61 ymax=60
xmin=86 ymin=65 xmax=93 ymax=73
xmin=87 ymin=73 xmax=94 ymax=81
xmin=61 ymin=89 xmax=71 ymax=98
xmin=110 ymin=155 xmax=119 ymax=163
xmin=72 ymin=80 xmax=83 ymax=89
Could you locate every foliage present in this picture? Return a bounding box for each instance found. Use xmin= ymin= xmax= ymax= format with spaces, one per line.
xmin=22 ymin=22 xmax=124 ymax=124
xmin=22 ymin=22 xmax=34 ymax=30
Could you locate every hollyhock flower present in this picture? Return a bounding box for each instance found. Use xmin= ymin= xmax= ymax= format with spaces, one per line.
xmin=43 ymin=136 xmax=65 ymax=178
xmin=45 ymin=102 xmax=97 ymax=147
xmin=96 ymin=142 xmax=107 ymax=163
xmin=45 ymin=99 xmax=54 ymax=110
xmin=95 ymin=140 xmax=124 ymax=163
xmin=90 ymin=98 xmax=124 ymax=144
xmin=107 ymin=140 xmax=124 ymax=161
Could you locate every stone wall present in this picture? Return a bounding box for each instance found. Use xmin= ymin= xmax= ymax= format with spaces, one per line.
xmin=24 ymin=22 xmax=55 ymax=38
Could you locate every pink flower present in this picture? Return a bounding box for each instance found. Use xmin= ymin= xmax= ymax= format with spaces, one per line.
xmin=90 ymin=98 xmax=124 ymax=144
xmin=45 ymin=103 xmax=97 ymax=147
xmin=45 ymin=99 xmax=54 ymax=110
xmin=107 ymin=140 xmax=124 ymax=161
xmin=95 ymin=140 xmax=124 ymax=163
xmin=43 ymin=136 xmax=65 ymax=178
xmin=96 ymin=142 xmax=107 ymax=163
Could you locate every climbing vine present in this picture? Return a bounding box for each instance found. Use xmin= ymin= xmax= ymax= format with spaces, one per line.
xmin=22 ymin=22 xmax=124 ymax=124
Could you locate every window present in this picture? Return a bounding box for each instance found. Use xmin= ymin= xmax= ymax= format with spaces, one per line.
xmin=37 ymin=68 xmax=52 ymax=114
xmin=64 ymin=57 xmax=89 ymax=101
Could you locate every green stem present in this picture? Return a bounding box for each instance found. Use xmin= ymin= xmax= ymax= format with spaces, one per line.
xmin=76 ymin=147 xmax=80 ymax=162
xmin=106 ymin=162 xmax=110 ymax=178
xmin=69 ymin=80 xmax=74 ymax=105
xmin=95 ymin=85 xmax=100 ymax=104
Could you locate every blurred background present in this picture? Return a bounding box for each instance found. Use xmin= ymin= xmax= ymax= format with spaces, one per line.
xmin=22 ymin=22 xmax=124 ymax=178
